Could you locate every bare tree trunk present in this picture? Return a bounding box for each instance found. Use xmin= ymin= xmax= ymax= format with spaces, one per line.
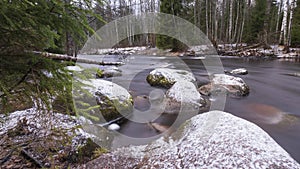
xmin=228 ymin=0 xmax=234 ymax=43
xmin=238 ymin=0 xmax=247 ymax=45
xmin=263 ymin=0 xmax=272 ymax=47
xmin=206 ymin=0 xmax=209 ymax=36
xmin=194 ymin=0 xmax=197 ymax=26
xmin=220 ymin=0 xmax=226 ymax=43
xmin=280 ymin=0 xmax=289 ymax=46
xmin=198 ymin=0 xmax=202 ymax=29
xmin=233 ymin=0 xmax=240 ymax=46
xmin=214 ymin=0 xmax=218 ymax=45
xmin=276 ymin=0 xmax=283 ymax=36
xmin=288 ymin=0 xmax=296 ymax=48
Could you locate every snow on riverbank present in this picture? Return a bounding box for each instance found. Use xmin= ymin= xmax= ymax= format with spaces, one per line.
xmin=0 ymin=108 xmax=94 ymax=147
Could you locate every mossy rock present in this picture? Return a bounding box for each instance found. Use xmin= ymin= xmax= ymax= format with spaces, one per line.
xmin=79 ymin=79 xmax=133 ymax=123
xmin=146 ymin=68 xmax=196 ymax=89
xmin=96 ymin=66 xmax=122 ymax=79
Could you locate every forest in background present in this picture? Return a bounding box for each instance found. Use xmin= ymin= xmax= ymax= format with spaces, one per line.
xmin=1 ymin=0 xmax=300 ymax=57
xmin=96 ymin=0 xmax=300 ymax=51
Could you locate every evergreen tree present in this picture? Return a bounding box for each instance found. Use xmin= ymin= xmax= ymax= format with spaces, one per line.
xmin=156 ymin=0 xmax=188 ymax=52
xmin=291 ymin=0 xmax=300 ymax=47
xmin=0 ymin=0 xmax=103 ymax=114
xmin=244 ymin=0 xmax=267 ymax=43
xmin=0 ymin=0 xmax=103 ymax=55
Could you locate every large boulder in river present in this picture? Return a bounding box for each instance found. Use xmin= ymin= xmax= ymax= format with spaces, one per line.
xmin=81 ymin=111 xmax=300 ymax=169
xmin=164 ymin=81 xmax=207 ymax=114
xmin=82 ymin=79 xmax=133 ymax=122
xmin=199 ymin=74 xmax=250 ymax=96
xmin=146 ymin=68 xmax=196 ymax=88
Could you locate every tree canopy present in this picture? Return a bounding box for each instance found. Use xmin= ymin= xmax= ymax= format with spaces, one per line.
xmin=0 ymin=0 xmax=104 ymax=114
xmin=0 ymin=0 xmax=103 ymax=55
xmin=156 ymin=0 xmax=190 ymax=52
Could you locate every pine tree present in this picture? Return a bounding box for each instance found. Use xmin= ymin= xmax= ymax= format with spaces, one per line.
xmin=156 ymin=0 xmax=188 ymax=52
xmin=244 ymin=0 xmax=267 ymax=44
xmin=0 ymin=0 xmax=103 ymax=114
xmin=0 ymin=0 xmax=103 ymax=55
xmin=291 ymin=0 xmax=300 ymax=47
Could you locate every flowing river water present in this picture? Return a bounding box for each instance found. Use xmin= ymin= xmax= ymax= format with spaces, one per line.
xmin=78 ymin=55 xmax=300 ymax=162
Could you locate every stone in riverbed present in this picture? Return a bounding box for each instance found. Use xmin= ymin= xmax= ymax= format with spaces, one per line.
xmin=146 ymin=68 xmax=196 ymax=88
xmin=199 ymin=74 xmax=250 ymax=96
xmin=229 ymin=68 xmax=248 ymax=75
xmin=96 ymin=66 xmax=122 ymax=78
xmin=81 ymin=111 xmax=300 ymax=169
xmin=287 ymin=72 xmax=300 ymax=77
xmin=82 ymin=79 xmax=133 ymax=122
xmin=164 ymin=81 xmax=206 ymax=114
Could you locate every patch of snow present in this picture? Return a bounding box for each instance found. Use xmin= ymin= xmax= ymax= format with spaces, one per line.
xmin=277 ymin=53 xmax=298 ymax=58
xmin=95 ymin=47 xmax=147 ymax=55
xmin=0 ymin=108 xmax=95 ymax=148
xmin=41 ymin=70 xmax=53 ymax=78
xmin=66 ymin=66 xmax=83 ymax=72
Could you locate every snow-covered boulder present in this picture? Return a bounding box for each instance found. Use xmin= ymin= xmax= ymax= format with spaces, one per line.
xmin=199 ymin=74 xmax=250 ymax=96
xmin=146 ymin=68 xmax=196 ymax=88
xmin=228 ymin=68 xmax=248 ymax=75
xmin=96 ymin=66 xmax=122 ymax=78
xmin=164 ymin=81 xmax=206 ymax=114
xmin=81 ymin=111 xmax=300 ymax=169
xmin=82 ymin=79 xmax=133 ymax=122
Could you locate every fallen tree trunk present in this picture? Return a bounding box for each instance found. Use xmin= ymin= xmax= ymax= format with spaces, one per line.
xmin=32 ymin=52 xmax=124 ymax=66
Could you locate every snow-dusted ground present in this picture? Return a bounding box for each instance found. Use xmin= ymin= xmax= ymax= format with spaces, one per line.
xmin=0 ymin=108 xmax=94 ymax=148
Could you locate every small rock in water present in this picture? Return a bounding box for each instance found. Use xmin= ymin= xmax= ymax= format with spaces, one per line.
xmin=148 ymin=122 xmax=169 ymax=133
xmin=199 ymin=74 xmax=250 ymax=96
xmin=96 ymin=66 xmax=122 ymax=78
xmin=229 ymin=68 xmax=248 ymax=75
xmin=288 ymin=72 xmax=300 ymax=77
xmin=108 ymin=123 xmax=120 ymax=131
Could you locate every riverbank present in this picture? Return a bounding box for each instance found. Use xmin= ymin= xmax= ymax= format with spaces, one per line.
xmin=90 ymin=45 xmax=300 ymax=59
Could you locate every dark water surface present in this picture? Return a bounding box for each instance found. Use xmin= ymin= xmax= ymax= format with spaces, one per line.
xmin=81 ymin=55 xmax=300 ymax=162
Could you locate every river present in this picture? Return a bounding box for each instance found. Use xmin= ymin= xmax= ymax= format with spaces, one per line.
xmin=78 ymin=54 xmax=300 ymax=162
